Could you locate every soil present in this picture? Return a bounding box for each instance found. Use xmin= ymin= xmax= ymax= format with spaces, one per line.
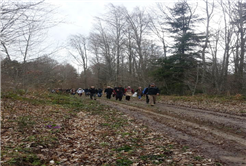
xmin=99 ymin=97 xmax=246 ymax=166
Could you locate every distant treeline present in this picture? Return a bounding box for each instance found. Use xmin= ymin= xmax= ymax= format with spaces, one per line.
xmin=1 ymin=1 xmax=246 ymax=95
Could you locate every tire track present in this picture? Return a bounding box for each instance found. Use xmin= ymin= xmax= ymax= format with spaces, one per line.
xmin=99 ymin=99 xmax=246 ymax=166
xmin=130 ymin=101 xmax=246 ymax=138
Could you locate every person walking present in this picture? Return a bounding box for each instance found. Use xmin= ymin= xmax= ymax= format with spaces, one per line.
xmin=98 ymin=88 xmax=103 ymax=97
xmin=124 ymin=86 xmax=134 ymax=101
xmin=114 ymin=85 xmax=124 ymax=101
xmin=84 ymin=88 xmax=90 ymax=97
xmin=104 ymin=86 xmax=113 ymax=99
xmin=136 ymin=87 xmax=143 ymax=99
xmin=143 ymin=85 xmax=150 ymax=104
xmin=148 ymin=83 xmax=160 ymax=106
xmin=77 ymin=88 xmax=84 ymax=97
xmin=89 ymin=86 xmax=98 ymax=100
xmin=70 ymin=88 xmax=76 ymax=95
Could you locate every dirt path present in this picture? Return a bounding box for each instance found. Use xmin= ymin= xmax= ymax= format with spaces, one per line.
xmin=99 ymin=98 xmax=246 ymax=166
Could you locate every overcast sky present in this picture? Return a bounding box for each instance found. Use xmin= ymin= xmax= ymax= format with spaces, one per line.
xmin=43 ymin=0 xmax=199 ymax=72
xmin=44 ymin=0 xmax=158 ymax=70
xmin=47 ymin=0 xmax=155 ymax=40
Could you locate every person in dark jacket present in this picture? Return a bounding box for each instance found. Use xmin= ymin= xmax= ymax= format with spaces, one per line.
xmin=143 ymin=85 xmax=150 ymax=104
xmin=136 ymin=86 xmax=143 ymax=99
xmin=98 ymin=88 xmax=103 ymax=97
xmin=70 ymin=88 xmax=76 ymax=95
xmin=84 ymin=88 xmax=90 ymax=97
xmin=89 ymin=86 xmax=98 ymax=100
xmin=148 ymin=83 xmax=160 ymax=106
xmin=104 ymin=86 xmax=113 ymax=99
xmin=114 ymin=85 xmax=124 ymax=101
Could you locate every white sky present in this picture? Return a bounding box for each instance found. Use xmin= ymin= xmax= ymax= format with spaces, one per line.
xmin=47 ymin=1 xmax=156 ymax=38
xmin=44 ymin=0 xmax=202 ymax=72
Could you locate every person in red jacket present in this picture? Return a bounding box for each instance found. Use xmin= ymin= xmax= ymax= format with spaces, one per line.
xmin=124 ymin=86 xmax=134 ymax=101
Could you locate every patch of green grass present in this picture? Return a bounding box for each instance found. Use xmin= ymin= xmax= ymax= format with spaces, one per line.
xmin=1 ymin=91 xmax=23 ymax=100
xmin=130 ymin=137 xmax=141 ymax=144
xmin=194 ymin=156 xmax=203 ymax=161
xmin=43 ymin=117 xmax=53 ymax=122
xmin=23 ymin=136 xmax=36 ymax=142
xmin=114 ymin=145 xmax=133 ymax=152
xmin=2 ymin=92 xmax=91 ymax=166
xmin=167 ymin=144 xmax=174 ymax=149
xmin=140 ymin=154 xmax=166 ymax=162
xmin=16 ymin=116 xmax=36 ymax=132
xmin=13 ymin=146 xmax=32 ymax=153
xmin=41 ymin=136 xmax=59 ymax=147
xmin=37 ymin=93 xmax=85 ymax=109
xmin=240 ymin=110 xmax=246 ymax=113
xmin=22 ymin=135 xmax=58 ymax=150
xmin=101 ymin=123 xmax=110 ymax=126
xmin=102 ymin=164 xmax=110 ymax=166
xmin=100 ymin=142 xmax=110 ymax=147
xmin=121 ymin=132 xmax=131 ymax=137
xmin=1 ymin=153 xmax=6 ymax=162
xmin=22 ymin=97 xmax=46 ymax=105
xmin=115 ymin=158 xmax=133 ymax=166
xmin=112 ymin=121 xmax=125 ymax=128
xmin=161 ymin=146 xmax=173 ymax=155
xmin=6 ymin=153 xmax=44 ymax=166
xmin=182 ymin=146 xmax=189 ymax=152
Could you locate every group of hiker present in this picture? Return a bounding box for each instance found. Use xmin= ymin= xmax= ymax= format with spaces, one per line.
xmin=69 ymin=87 xmax=103 ymax=99
xmin=68 ymin=83 xmax=160 ymax=106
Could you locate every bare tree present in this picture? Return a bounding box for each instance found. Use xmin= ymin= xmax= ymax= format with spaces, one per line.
xmin=209 ymin=28 xmax=221 ymax=93
xmin=125 ymin=27 xmax=135 ymax=86
xmin=231 ymin=0 xmax=246 ymax=93
xmin=89 ymin=32 xmax=109 ymax=87
xmin=150 ymin=3 xmax=170 ymax=58
xmin=69 ymin=34 xmax=88 ymax=87
xmin=91 ymin=18 xmax=117 ymax=84
xmin=219 ymin=0 xmax=234 ymax=93
xmin=1 ymin=0 xmax=61 ymax=92
xmin=123 ymin=7 xmax=151 ymax=85
xmin=102 ymin=4 xmax=127 ymax=85
xmin=1 ymin=0 xmax=44 ymax=60
xmin=201 ymin=0 xmax=215 ymax=89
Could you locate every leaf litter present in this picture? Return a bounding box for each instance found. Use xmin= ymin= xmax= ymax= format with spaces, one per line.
xmin=1 ymin=92 xmax=218 ymax=165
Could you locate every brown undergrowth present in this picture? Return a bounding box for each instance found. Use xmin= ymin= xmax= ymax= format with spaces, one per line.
xmin=159 ymin=95 xmax=246 ymax=116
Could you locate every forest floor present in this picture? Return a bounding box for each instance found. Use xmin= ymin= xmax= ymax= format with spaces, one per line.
xmin=1 ymin=91 xmax=246 ymax=166
xmin=99 ymin=95 xmax=246 ymax=166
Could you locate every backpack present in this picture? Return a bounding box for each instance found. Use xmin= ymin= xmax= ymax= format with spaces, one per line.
xmin=143 ymin=88 xmax=148 ymax=94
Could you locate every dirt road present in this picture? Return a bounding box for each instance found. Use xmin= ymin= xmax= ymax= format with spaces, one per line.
xmin=99 ymin=98 xmax=246 ymax=166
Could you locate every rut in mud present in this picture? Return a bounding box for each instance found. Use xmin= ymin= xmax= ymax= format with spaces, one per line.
xmin=99 ymin=99 xmax=246 ymax=166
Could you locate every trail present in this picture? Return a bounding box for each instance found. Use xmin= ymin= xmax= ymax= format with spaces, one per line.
xmin=99 ymin=99 xmax=246 ymax=166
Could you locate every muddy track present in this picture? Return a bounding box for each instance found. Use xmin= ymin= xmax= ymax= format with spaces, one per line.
xmin=99 ymin=99 xmax=246 ymax=166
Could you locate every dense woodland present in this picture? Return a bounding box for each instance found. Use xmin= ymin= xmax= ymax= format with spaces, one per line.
xmin=1 ymin=0 xmax=246 ymax=95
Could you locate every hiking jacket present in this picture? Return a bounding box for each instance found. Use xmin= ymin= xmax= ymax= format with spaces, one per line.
xmin=89 ymin=88 xmax=98 ymax=94
xmin=105 ymin=88 xmax=113 ymax=94
xmin=124 ymin=88 xmax=134 ymax=96
xmin=136 ymin=89 xmax=143 ymax=96
xmin=143 ymin=87 xmax=149 ymax=95
xmin=147 ymin=87 xmax=160 ymax=95
xmin=114 ymin=87 xmax=124 ymax=96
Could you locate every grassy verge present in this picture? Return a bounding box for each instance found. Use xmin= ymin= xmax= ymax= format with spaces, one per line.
xmin=1 ymin=91 xmax=84 ymax=166
xmin=160 ymin=94 xmax=246 ymax=115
